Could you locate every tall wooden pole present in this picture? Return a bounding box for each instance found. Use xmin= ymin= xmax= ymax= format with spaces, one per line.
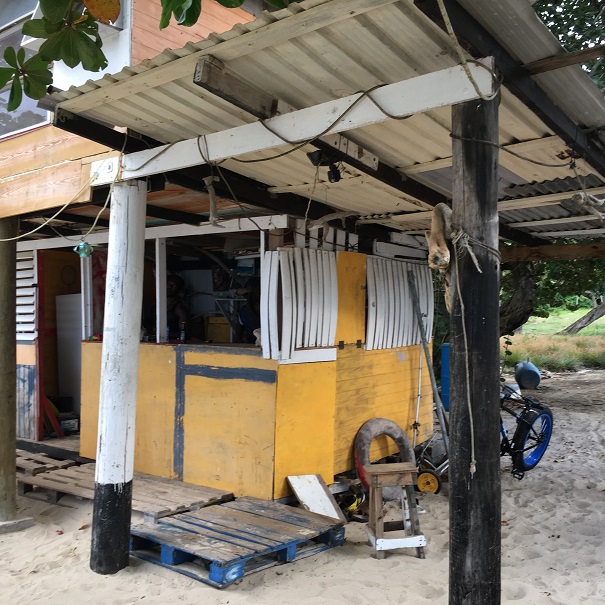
xmin=90 ymin=179 xmax=147 ymax=574
xmin=449 ymin=95 xmax=501 ymax=604
xmin=0 ymin=218 xmax=18 ymax=524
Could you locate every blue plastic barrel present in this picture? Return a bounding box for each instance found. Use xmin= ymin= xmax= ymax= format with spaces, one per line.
xmin=441 ymin=343 xmax=450 ymax=411
xmin=514 ymin=360 xmax=541 ymax=389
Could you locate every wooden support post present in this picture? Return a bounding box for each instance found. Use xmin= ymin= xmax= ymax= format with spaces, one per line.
xmin=90 ymin=180 xmax=147 ymax=574
xmin=449 ymin=95 xmax=501 ymax=604
xmin=0 ymin=217 xmax=18 ymax=523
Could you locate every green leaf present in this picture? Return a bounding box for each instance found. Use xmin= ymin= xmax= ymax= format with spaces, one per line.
xmin=22 ymin=18 xmax=55 ymax=39
xmin=177 ymin=0 xmax=201 ymax=26
xmin=0 ymin=67 xmax=16 ymax=89
xmin=3 ymin=47 xmax=18 ymax=69
xmin=216 ymin=0 xmax=246 ymax=7
xmin=16 ymin=47 xmax=26 ymax=67
xmin=263 ymin=0 xmax=289 ymax=7
xmin=23 ymin=55 xmax=51 ymax=71
xmin=23 ymin=73 xmax=49 ymax=99
xmin=72 ymin=30 xmax=108 ymax=71
xmin=160 ymin=0 xmax=186 ymax=29
xmin=40 ymin=0 xmax=72 ymax=23
xmin=7 ymin=77 xmax=23 ymax=111
xmin=24 ymin=67 xmax=53 ymax=87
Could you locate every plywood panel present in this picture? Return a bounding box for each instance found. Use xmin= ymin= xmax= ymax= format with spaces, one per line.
xmin=0 ymin=161 xmax=90 ymax=218
xmin=131 ymin=0 xmax=255 ymax=66
xmin=274 ymin=362 xmax=337 ymax=499
xmin=334 ymin=345 xmax=433 ymax=473
xmin=335 ymin=251 xmax=366 ymax=345
xmin=183 ymin=374 xmax=276 ymax=499
xmin=0 ymin=126 xmax=108 ymax=180
xmin=80 ymin=342 xmax=177 ymax=478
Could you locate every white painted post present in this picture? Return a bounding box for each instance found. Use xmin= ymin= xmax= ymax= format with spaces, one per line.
xmin=80 ymin=255 xmax=93 ymax=340
xmin=155 ymin=238 xmax=167 ymax=343
xmin=90 ymin=179 xmax=147 ymax=575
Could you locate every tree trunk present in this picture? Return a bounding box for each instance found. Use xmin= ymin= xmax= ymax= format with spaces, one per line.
xmin=499 ymin=263 xmax=537 ymax=336
xmin=557 ymin=300 xmax=605 ymax=334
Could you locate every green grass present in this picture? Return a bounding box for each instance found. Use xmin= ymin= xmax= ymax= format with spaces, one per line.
xmin=501 ymin=308 xmax=605 ymax=371
xmin=522 ymin=307 xmax=605 ymax=336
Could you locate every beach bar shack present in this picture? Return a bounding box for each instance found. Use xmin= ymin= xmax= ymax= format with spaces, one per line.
xmin=16 ymin=215 xmax=435 ymax=500
xmin=5 ymin=0 xmax=605 ymax=592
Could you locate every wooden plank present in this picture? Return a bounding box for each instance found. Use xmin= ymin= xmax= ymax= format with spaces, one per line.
xmin=328 ymin=252 xmax=338 ymax=346
xmin=321 ymin=251 xmax=332 ymax=346
xmin=184 ymin=507 xmax=318 ymax=542
xmin=0 ymin=126 xmax=108 ymax=181
xmin=287 ymin=475 xmax=347 ymax=523
xmin=293 ymin=247 xmax=305 ymax=350
xmin=0 ymin=161 xmax=90 ymax=219
xmin=308 ymin=250 xmax=320 ymax=347
xmin=131 ymin=523 xmax=255 ymax=563
xmin=279 ymin=250 xmax=294 ymax=361
xmin=224 ymin=497 xmax=343 ymax=530
xmin=523 ymin=44 xmax=605 ymax=75
xmin=260 ymin=250 xmax=271 ymax=359
xmin=366 ymin=257 xmax=377 ymax=350
xmin=160 ymin=516 xmax=278 ymax=551
xmin=501 ymin=242 xmax=605 ymax=262
xmin=268 ymin=251 xmax=280 ymax=360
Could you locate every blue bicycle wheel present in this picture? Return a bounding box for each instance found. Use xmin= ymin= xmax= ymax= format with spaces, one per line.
xmin=511 ymin=406 xmax=553 ymax=472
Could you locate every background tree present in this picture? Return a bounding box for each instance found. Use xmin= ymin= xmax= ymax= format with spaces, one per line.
xmin=532 ymin=0 xmax=605 ymax=88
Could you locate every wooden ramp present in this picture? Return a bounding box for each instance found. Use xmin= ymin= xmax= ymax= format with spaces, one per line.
xmin=18 ymin=463 xmax=233 ymax=521
xmin=130 ymin=496 xmax=346 ymax=588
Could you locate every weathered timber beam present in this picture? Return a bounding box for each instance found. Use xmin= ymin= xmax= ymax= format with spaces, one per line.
xmin=54 ymin=109 xmax=391 ymax=240
xmin=417 ymin=0 xmax=605 ymax=177
xmin=28 ymin=210 xmax=111 ymax=229
xmin=501 ymin=242 xmax=605 ymax=262
xmin=523 ymin=44 xmax=605 ymax=75
xmin=20 ymin=221 xmax=80 ymax=238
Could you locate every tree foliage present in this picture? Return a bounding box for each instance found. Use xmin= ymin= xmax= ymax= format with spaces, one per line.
xmin=3 ymin=0 xmax=292 ymax=111
xmin=532 ymin=0 xmax=605 ymax=88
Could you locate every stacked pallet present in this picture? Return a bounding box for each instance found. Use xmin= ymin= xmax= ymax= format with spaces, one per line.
xmin=18 ymin=463 xmax=233 ymax=521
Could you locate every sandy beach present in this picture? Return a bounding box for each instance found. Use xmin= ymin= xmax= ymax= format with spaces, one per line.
xmin=1 ymin=370 xmax=604 ymax=605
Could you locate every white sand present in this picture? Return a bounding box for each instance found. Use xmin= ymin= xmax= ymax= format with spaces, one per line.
xmin=1 ymin=370 xmax=604 ymax=605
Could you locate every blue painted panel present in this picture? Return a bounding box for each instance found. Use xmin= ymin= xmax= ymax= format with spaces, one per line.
xmin=183 ymin=364 xmax=277 ymax=384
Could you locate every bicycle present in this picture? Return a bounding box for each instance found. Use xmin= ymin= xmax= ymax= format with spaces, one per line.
xmin=500 ymin=384 xmax=554 ymax=480
xmin=415 ymin=384 xmax=554 ymax=491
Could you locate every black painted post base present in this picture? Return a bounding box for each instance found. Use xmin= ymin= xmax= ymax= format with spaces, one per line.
xmin=90 ymin=481 xmax=133 ymax=575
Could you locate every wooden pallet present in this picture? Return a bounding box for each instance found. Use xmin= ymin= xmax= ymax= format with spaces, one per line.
xmin=16 ymin=449 xmax=77 ymax=476
xmin=130 ymin=496 xmax=346 ymax=588
xmin=18 ymin=464 xmax=233 ymax=521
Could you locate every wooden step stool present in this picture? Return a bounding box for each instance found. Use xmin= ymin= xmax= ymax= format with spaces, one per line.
xmin=364 ymin=462 xmax=426 ymax=559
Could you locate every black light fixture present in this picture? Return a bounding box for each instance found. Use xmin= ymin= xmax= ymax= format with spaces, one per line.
xmin=307 ymin=150 xmax=341 ymax=183
xmin=327 ymin=163 xmax=341 ymax=183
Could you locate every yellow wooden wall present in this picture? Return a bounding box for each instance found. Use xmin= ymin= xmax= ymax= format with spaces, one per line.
xmin=182 ymin=349 xmax=278 ymax=499
xmin=273 ymin=362 xmax=337 ymax=499
xmin=333 ymin=345 xmax=433 ymax=474
xmin=80 ymin=342 xmax=177 ymax=478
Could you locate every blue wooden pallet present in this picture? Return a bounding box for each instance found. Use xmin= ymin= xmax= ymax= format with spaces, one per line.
xmin=130 ymin=496 xmax=345 ymax=588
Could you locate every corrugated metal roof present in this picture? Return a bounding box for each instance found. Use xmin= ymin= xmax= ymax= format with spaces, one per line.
xmin=48 ymin=0 xmax=605 ymax=242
